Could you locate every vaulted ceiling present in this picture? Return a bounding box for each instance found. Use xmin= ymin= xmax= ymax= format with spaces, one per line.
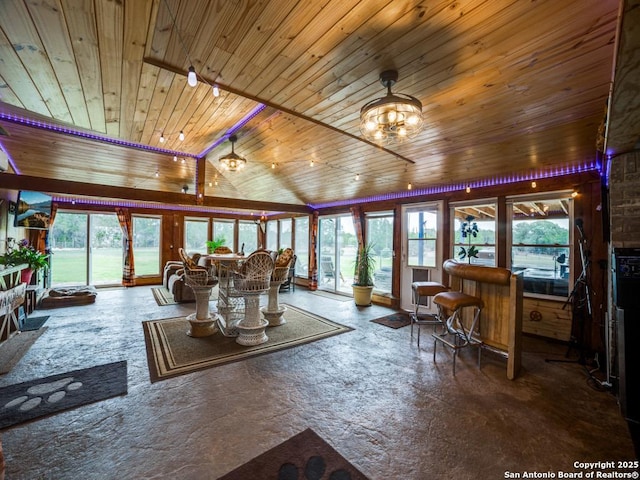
xmin=0 ymin=0 xmax=634 ymax=214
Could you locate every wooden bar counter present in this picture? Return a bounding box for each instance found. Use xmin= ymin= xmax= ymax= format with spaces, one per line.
xmin=443 ymin=259 xmax=524 ymax=379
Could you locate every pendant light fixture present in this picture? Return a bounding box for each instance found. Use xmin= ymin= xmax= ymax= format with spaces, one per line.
xmin=219 ymin=135 xmax=246 ymax=172
xmin=360 ymin=70 xmax=423 ymax=145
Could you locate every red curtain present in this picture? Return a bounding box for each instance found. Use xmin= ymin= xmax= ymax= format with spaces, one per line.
xmin=350 ymin=206 xmax=364 ymax=250
xmin=116 ymin=208 xmax=135 ymax=287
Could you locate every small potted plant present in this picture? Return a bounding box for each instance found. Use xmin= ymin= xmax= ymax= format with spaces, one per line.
xmin=0 ymin=238 xmax=49 ymax=283
xmin=352 ymin=243 xmax=376 ymax=306
xmin=206 ymin=236 xmax=227 ymax=254
xmin=458 ymin=215 xmax=479 ymax=264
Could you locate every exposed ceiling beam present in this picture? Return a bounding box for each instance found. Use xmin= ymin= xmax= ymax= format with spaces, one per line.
xmin=0 ymin=174 xmax=311 ymax=214
xmin=143 ymin=58 xmax=416 ymax=165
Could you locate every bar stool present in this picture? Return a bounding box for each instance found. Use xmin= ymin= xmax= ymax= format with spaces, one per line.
xmin=432 ymin=291 xmax=484 ymax=375
xmin=410 ymin=281 xmax=448 ymax=346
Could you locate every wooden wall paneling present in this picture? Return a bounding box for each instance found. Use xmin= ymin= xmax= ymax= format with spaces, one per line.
xmin=131 ymin=63 xmax=160 ymax=142
xmin=196 ymin=158 xmax=206 ymax=204
xmin=450 ymin=264 xmax=523 ymax=379
xmin=605 ymin=0 xmax=640 ymax=154
xmin=159 ymin=0 xmax=210 ymax=69
xmin=95 ymin=0 xmax=124 ymax=137
xmin=522 ymin=298 xmax=572 ymax=341
xmin=244 ymin=0 xmax=358 ymax=97
xmin=189 ymin=2 xmax=287 ymax=88
xmin=0 ymin=29 xmax=49 ymax=115
xmin=139 ymin=68 xmax=176 ymax=145
xmin=120 ymin=0 xmax=154 ymax=139
xmin=266 ymin=0 xmax=394 ymax=104
xmin=26 ymin=0 xmax=91 ymax=128
xmin=0 ymin=3 xmax=67 ymax=119
xmin=62 ymin=0 xmax=106 ymax=133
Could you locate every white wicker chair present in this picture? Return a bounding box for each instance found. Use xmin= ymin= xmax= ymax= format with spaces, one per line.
xmin=179 ymin=248 xmax=219 ymax=337
xmin=262 ymin=248 xmax=294 ymax=326
xmin=233 ymin=250 xmax=274 ymax=345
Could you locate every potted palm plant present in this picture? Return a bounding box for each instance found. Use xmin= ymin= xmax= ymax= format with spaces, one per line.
xmin=352 ymin=243 xmax=376 ymax=306
xmin=206 ymin=236 xmax=227 ymax=254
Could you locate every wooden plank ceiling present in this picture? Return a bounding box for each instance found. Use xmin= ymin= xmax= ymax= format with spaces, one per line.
xmin=0 ymin=0 xmax=624 ymax=213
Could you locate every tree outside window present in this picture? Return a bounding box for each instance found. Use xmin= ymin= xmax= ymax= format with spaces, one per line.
xmin=510 ymin=196 xmax=572 ymax=297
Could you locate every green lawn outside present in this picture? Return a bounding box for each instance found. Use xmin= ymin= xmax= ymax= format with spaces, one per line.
xmin=51 ymin=248 xmax=160 ymax=285
xmin=49 ymin=248 xmax=564 ymax=287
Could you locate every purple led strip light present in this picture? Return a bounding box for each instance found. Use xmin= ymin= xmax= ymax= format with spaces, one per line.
xmin=198 ymin=104 xmax=267 ymax=157
xmin=0 ymin=111 xmax=198 ymax=159
xmin=308 ymin=160 xmax=601 ymax=210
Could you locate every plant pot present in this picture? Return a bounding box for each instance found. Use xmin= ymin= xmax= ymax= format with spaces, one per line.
xmin=352 ymin=284 xmax=374 ymax=306
xmin=21 ymin=268 xmax=33 ymax=284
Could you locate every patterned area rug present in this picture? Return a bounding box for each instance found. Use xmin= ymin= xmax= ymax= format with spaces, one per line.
xmin=151 ymin=286 xmax=179 ymax=305
xmin=370 ymin=312 xmax=412 ymax=329
xmin=142 ymin=304 xmax=353 ymax=382
xmin=218 ymin=428 xmax=369 ymax=479
xmin=0 ymin=361 xmax=127 ymax=429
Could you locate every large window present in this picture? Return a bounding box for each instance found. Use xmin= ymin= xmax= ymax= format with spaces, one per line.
xmin=318 ymin=215 xmax=355 ymax=293
xmin=406 ymin=206 xmax=438 ymax=267
xmin=509 ymin=195 xmax=573 ymax=297
xmin=452 ymin=201 xmax=496 ymax=265
xmin=366 ymin=212 xmax=394 ymax=294
xmin=266 ymin=220 xmax=278 ymax=251
xmin=184 ymin=218 xmax=208 ymax=254
xmin=279 ymin=219 xmax=292 ymax=249
xmin=213 ymin=220 xmax=235 ymax=251
xmin=90 ymin=213 xmax=123 ymax=284
xmin=294 ymin=216 xmax=309 ymax=278
xmin=50 ymin=212 xmax=89 ymax=286
xmin=133 ymin=215 xmax=161 ymax=276
xmin=238 ymin=221 xmax=258 ymax=255
xmin=50 ymin=211 xmax=124 ymax=286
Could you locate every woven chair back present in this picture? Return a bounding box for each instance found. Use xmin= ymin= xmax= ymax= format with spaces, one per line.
xmin=184 ymin=267 xmax=218 ymax=288
xmin=234 ymin=250 xmax=274 ymax=293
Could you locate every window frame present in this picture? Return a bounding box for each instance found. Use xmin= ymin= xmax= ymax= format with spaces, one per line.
xmin=365 ymin=210 xmax=394 ymax=294
xmin=184 ymin=216 xmax=209 ymax=254
xmin=212 ymin=219 xmax=236 ymax=252
xmin=132 ymin=214 xmax=162 ymax=277
xmin=405 ymin=204 xmax=439 ymax=269
xmin=507 ymin=191 xmax=574 ymax=300
xmin=450 ymin=199 xmax=498 ymax=266
xmin=293 ymin=216 xmax=309 ymax=278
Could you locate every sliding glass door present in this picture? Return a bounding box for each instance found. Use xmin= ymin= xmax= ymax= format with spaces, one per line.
xmin=317 ymin=215 xmax=356 ymax=294
xmin=50 ymin=211 xmax=122 ymax=286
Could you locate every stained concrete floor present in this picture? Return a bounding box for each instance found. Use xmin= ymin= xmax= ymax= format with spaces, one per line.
xmin=0 ymin=286 xmax=637 ymax=479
